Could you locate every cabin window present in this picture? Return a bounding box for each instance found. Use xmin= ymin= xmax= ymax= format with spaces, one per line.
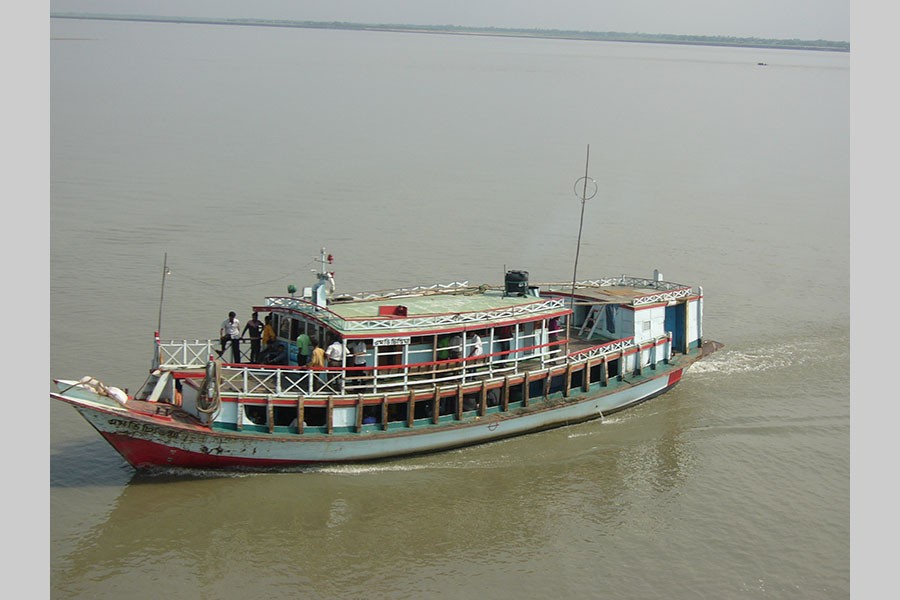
xmin=291 ymin=318 xmax=302 ymax=341
xmin=519 ymin=322 xmax=535 ymax=356
xmin=406 ymin=336 xmax=433 ymax=366
xmin=279 ymin=316 xmax=291 ymax=339
xmin=377 ymin=345 xmax=402 ymax=367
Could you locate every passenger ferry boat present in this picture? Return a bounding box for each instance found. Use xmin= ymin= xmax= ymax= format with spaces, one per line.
xmin=52 ymin=248 xmax=721 ymax=470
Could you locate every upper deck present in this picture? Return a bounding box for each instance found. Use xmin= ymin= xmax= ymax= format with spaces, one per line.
xmin=259 ymin=276 xmax=697 ymax=337
xmin=260 ymin=283 xmax=568 ymax=337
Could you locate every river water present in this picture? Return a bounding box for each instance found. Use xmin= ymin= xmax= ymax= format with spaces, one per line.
xmin=49 ymin=17 xmax=849 ymax=599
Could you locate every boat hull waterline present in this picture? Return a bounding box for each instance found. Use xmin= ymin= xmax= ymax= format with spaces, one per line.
xmin=52 ymin=343 xmax=717 ymax=470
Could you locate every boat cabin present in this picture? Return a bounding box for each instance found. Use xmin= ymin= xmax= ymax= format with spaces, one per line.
xmin=146 ymin=267 xmax=703 ymax=436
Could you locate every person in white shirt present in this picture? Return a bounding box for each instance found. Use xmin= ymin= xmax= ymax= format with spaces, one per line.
xmin=218 ymin=311 xmax=241 ymax=363
xmin=325 ymin=338 xmax=346 ymax=368
xmin=468 ymin=332 xmax=484 ymax=358
xmin=351 ymin=340 xmax=368 ymax=367
xmin=467 ymin=332 xmax=484 ymax=372
xmin=350 ymin=339 xmax=369 ymax=389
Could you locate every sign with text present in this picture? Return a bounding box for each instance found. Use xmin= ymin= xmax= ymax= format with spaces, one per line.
xmin=373 ymin=337 xmax=411 ymax=347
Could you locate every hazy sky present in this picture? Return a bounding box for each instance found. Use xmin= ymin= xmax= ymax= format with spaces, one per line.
xmin=51 ymin=0 xmax=850 ymax=41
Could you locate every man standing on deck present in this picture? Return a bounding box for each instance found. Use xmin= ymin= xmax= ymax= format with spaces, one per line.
xmin=242 ymin=312 xmax=263 ymax=364
xmin=326 ymin=337 xmax=347 ymax=368
xmin=295 ymin=330 xmax=312 ymax=367
xmin=219 ymin=311 xmax=241 ymax=363
xmin=350 ymin=339 xmax=369 ymax=389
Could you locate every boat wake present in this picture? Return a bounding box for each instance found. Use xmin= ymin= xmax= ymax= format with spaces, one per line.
xmin=689 ymin=338 xmax=846 ymax=377
xmin=565 ymin=416 xmax=627 ymax=439
xmin=314 ymin=463 xmax=433 ymax=475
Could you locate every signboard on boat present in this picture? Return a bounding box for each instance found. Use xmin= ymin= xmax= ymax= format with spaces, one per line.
xmin=373 ymin=336 xmax=411 ymax=346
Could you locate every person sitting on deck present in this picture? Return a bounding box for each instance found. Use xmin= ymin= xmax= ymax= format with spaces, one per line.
xmin=263 ymin=341 xmax=288 ymax=365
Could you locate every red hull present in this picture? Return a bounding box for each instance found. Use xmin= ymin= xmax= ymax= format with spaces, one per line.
xmin=100 ymin=431 xmax=318 ymax=469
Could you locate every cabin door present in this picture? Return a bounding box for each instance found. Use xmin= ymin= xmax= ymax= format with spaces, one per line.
xmin=665 ymin=303 xmax=686 ymax=353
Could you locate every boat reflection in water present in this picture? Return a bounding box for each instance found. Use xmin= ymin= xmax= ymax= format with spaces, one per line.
xmin=53 ymin=397 xmax=699 ymax=595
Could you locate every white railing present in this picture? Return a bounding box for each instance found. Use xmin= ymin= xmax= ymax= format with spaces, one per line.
xmin=157 ymin=339 xmax=220 ymax=368
xmin=540 ymin=277 xmax=694 ymax=306
xmin=263 ymin=294 xmax=566 ymax=332
xmin=198 ymin=335 xmax=660 ymax=400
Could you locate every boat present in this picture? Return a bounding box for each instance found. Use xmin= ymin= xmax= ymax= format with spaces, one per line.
xmin=51 ymin=246 xmax=721 ymax=471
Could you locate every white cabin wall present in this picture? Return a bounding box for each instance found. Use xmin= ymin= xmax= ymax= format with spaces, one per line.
xmin=686 ymin=299 xmax=701 ymax=348
xmin=633 ymin=306 xmax=666 ymax=344
xmin=619 ymin=308 xmax=634 ymax=339
xmin=595 ymin=305 xmax=633 ymax=340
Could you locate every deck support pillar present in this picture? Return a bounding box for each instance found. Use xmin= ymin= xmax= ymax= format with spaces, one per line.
xmin=355 ymin=394 xmax=365 ymax=432
xmin=502 ymin=376 xmax=511 ymax=412
xmin=582 ymin=360 xmax=592 ymax=392
xmin=523 ymin=373 xmax=530 ymax=407
xmin=296 ymin=397 xmax=304 ymax=434
xmin=636 ymin=344 xmax=643 ymax=376
xmin=326 ymin=396 xmax=334 ymax=434
xmin=432 ymin=390 xmax=440 ymax=424
xmin=406 ymin=393 xmax=415 ymax=428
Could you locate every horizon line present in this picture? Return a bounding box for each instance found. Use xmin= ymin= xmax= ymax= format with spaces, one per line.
xmin=49 ymin=13 xmax=850 ymax=49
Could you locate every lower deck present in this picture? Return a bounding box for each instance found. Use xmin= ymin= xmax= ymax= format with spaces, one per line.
xmin=144 ymin=339 xmax=719 ymax=438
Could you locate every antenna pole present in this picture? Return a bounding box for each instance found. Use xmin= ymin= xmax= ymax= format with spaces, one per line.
xmin=568 ymin=145 xmax=596 ymax=347
xmin=157 ymin=252 xmax=169 ymax=336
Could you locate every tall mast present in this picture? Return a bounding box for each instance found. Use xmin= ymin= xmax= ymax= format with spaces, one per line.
xmin=156 ymin=252 xmax=170 ymax=336
xmin=568 ymin=145 xmax=597 ymax=343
